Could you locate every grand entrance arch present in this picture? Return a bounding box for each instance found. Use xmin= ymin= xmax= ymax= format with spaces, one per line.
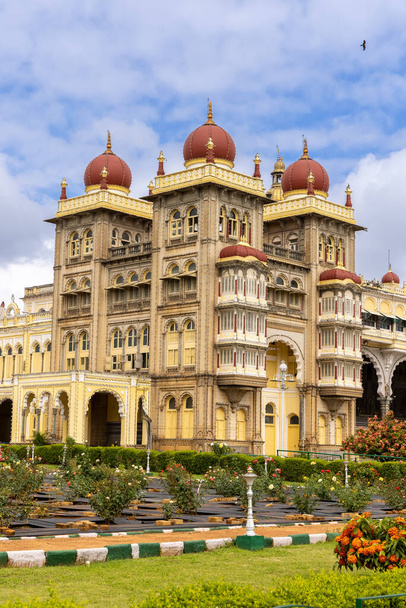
xmin=0 ymin=399 xmax=12 ymax=443
xmin=87 ymin=392 xmax=122 ymax=446
xmin=391 ymin=361 xmax=406 ymax=419
xmin=356 ymin=356 xmax=380 ymax=425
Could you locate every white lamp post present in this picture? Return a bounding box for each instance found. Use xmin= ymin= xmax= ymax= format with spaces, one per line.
xmin=273 ymin=360 xmax=294 ymax=454
xmin=242 ymin=465 xmax=257 ymax=536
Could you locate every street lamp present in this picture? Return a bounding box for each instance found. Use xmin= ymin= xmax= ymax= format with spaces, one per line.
xmin=235 ymin=465 xmax=265 ymax=551
xmin=273 ymin=360 xmax=294 ymax=454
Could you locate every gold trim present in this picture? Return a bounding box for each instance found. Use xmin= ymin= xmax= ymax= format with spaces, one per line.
xmin=85 ymin=184 xmax=130 ymax=194
xmin=264 ymin=196 xmax=356 ymax=225
xmin=184 ymin=158 xmax=235 ymax=169
xmin=55 ymin=190 xmax=153 ymax=220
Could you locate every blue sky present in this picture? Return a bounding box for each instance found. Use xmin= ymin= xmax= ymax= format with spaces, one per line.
xmin=1 ymin=0 xmax=406 ymax=303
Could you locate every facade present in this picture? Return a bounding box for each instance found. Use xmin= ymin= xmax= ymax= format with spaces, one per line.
xmin=1 ymin=104 xmax=406 ymax=454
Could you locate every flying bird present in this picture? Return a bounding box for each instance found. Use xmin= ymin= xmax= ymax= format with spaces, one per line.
xmin=361 ymin=40 xmax=366 ymax=51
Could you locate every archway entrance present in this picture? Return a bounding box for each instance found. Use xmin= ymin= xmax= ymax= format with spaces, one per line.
xmin=356 ymin=356 xmax=380 ymax=426
xmin=0 ymin=399 xmax=12 ymax=443
xmin=88 ymin=393 xmax=121 ymax=446
xmin=391 ymin=361 xmax=406 ymax=419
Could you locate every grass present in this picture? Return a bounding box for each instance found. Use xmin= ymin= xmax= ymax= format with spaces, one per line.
xmin=0 ymin=543 xmax=340 ymax=608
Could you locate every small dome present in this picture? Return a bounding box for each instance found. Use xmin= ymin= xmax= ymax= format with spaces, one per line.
xmin=220 ymin=243 xmax=267 ymax=263
xmin=319 ymin=267 xmax=362 ymax=285
xmin=273 ymin=150 xmax=285 ymax=173
xmin=382 ymin=269 xmax=400 ymax=284
xmin=282 ymin=139 xmax=329 ymax=196
xmin=84 ymin=133 xmax=132 ymax=193
xmin=183 ymin=102 xmax=236 ymax=167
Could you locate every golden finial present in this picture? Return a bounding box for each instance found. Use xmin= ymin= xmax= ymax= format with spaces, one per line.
xmin=206 ymin=136 xmax=214 ymax=150
xmin=157 ymin=151 xmax=165 ymax=162
xmin=345 ymin=184 xmax=353 ymax=208
xmin=105 ymin=131 xmax=112 ymax=154
xmin=307 ymin=170 xmax=314 ymax=183
xmin=277 ymin=148 xmax=282 ymax=161
xmin=254 ymin=153 xmax=261 ymax=165
xmin=301 ymin=137 xmax=309 ymax=159
xmin=345 ymin=184 xmax=352 ymax=196
xmin=148 ymin=180 xmax=154 ymax=195
xmin=101 ymin=166 xmax=108 ymax=178
xmin=61 ymin=177 xmax=68 ymax=188
xmin=206 ymin=100 xmax=214 ymax=124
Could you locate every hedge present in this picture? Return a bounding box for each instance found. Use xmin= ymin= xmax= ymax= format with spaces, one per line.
xmin=136 ymin=570 xmax=406 ymax=608
xmin=4 ymin=444 xmax=406 ymax=481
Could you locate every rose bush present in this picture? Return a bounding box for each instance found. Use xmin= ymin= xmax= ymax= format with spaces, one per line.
xmin=88 ymin=466 xmax=148 ymax=522
xmin=342 ymin=412 xmax=406 ymax=458
xmin=160 ymin=463 xmax=204 ymax=514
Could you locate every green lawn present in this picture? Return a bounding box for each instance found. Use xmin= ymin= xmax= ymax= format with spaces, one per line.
xmin=0 ymin=543 xmax=339 ymax=608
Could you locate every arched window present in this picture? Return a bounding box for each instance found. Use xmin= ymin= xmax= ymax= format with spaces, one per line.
xmin=182 ymin=395 xmax=194 ymax=439
xmin=265 ymin=403 xmax=274 ymax=424
xmin=337 ymin=239 xmax=344 ymax=265
xmin=127 ymin=328 xmax=137 ymax=348
xmin=130 ymin=273 xmax=138 ymax=283
xmin=66 ymin=334 xmax=75 ymax=371
xmin=141 ymin=326 xmax=150 ymax=368
xmin=135 ymin=233 xmax=141 ymax=243
xmin=17 ymin=345 xmax=23 ymax=355
xmin=166 ymin=397 xmax=177 ymax=439
xmin=113 ymin=329 xmax=123 ymax=349
xmin=84 ymin=229 xmax=93 ymax=254
xmin=290 ymin=415 xmax=299 ymax=425
xmin=276 ymin=276 xmax=285 ymax=286
xmin=144 ymin=271 xmax=152 ymax=280
xmin=184 ymin=319 xmax=196 ymax=365
xmin=327 ymin=236 xmax=335 ymax=263
xmin=219 ymin=207 xmax=226 ymax=233
xmin=121 ymin=231 xmax=130 ymax=246
xmin=83 ymin=279 xmax=91 ymax=289
xmin=34 ymin=343 xmax=40 ymax=353
xmin=187 ymin=207 xmax=198 ymax=234
xmin=170 ymin=210 xmax=182 ymax=238
xmin=115 ymin=275 xmax=124 ymax=285
xmin=111 ymin=229 xmax=118 ymax=247
xmin=167 ymin=322 xmax=179 ymax=367
xmin=335 ymin=417 xmax=343 ymax=445
xmin=69 ymin=281 xmax=77 ymax=291
xmin=186 ymin=262 xmax=197 ymax=291
xmin=46 ymin=342 xmax=51 ymax=351
xmin=272 ymin=236 xmax=282 ymax=247
xmin=319 ymin=235 xmax=324 ymax=260
xmin=170 ymin=265 xmax=179 ymax=275
xmin=228 ymin=210 xmax=238 ymax=238
xmin=7 ymin=347 xmax=12 ymax=356
xmin=288 ymin=233 xmax=298 ymax=251
xmin=70 ymin=232 xmax=80 ymax=257
xmin=79 ymin=332 xmax=89 ymax=370
xmin=291 ymin=280 xmax=298 ymax=289
xmin=237 ymin=409 xmax=246 ymax=441
xmin=242 ymin=213 xmax=248 ymax=239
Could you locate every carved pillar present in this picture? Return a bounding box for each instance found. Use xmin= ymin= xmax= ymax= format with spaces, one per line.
xmin=298 ymin=385 xmax=306 ymax=446
xmin=378 ymin=396 xmax=391 ymax=417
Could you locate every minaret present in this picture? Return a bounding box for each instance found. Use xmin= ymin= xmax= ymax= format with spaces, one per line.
xmin=267 ymin=149 xmax=285 ymax=201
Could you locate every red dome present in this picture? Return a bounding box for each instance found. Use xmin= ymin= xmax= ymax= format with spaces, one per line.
xmin=282 ymin=140 xmax=329 ymax=195
xmin=382 ymin=270 xmax=400 ymax=284
xmin=84 ymin=133 xmax=132 ymax=191
xmin=319 ymin=267 xmax=362 ymax=285
xmin=183 ymin=103 xmax=236 ymax=165
xmin=220 ymin=243 xmax=267 ymax=263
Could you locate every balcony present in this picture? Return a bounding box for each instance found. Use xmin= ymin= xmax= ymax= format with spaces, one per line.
xmin=263 ymin=243 xmax=305 ymax=263
xmin=109 ymin=242 xmax=152 ymax=259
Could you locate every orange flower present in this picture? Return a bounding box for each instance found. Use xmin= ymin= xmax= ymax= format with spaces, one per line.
xmin=352 ymin=538 xmax=362 ymax=549
xmin=356 ymin=530 xmax=363 ymax=538
xmin=395 ymin=517 xmax=405 ymax=525
xmin=389 ymin=555 xmax=399 ymax=563
xmin=341 ymin=536 xmax=350 ymax=546
xmin=379 ymin=555 xmax=387 ymax=563
xmin=335 ymin=535 xmax=342 ymax=542
xmin=339 ymin=558 xmax=346 ymax=566
xmin=400 ymin=559 xmax=406 ymax=567
xmin=362 ymin=512 xmax=371 ymax=518
xmin=347 ymin=555 xmax=357 ymax=564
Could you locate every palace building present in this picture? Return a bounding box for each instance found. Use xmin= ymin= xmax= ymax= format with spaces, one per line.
xmin=1 ymin=104 xmax=406 ymax=454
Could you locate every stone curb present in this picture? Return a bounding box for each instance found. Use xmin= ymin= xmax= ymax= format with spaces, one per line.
xmin=0 ymin=532 xmax=336 ymax=568
xmin=0 ymin=521 xmax=339 ymax=542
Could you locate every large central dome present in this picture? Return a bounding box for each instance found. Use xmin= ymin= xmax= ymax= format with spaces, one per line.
xmin=183 ymin=103 xmax=236 ymax=168
xmin=282 ymin=139 xmax=329 ymax=197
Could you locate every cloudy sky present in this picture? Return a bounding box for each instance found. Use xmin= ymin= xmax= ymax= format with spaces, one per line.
xmin=1 ymin=0 xmax=406 ymax=304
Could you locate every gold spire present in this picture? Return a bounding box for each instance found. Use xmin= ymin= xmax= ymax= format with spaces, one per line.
xmin=345 ymin=184 xmax=352 ymax=196
xmin=206 ymin=100 xmax=214 ymax=124
xmin=301 ymin=137 xmax=309 ymax=159
xmin=61 ymin=177 xmax=68 ymax=188
xmin=157 ymin=151 xmax=165 ymax=163
xmin=254 ymin=153 xmax=261 ymax=165
xmin=148 ymin=180 xmax=154 ymax=194
xmin=105 ymin=131 xmax=112 ymax=154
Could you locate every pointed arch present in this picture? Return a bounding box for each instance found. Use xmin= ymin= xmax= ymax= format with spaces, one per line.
xmin=267 ymin=334 xmax=304 ymax=382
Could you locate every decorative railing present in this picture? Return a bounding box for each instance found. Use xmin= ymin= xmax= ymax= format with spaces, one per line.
xmin=263 ymin=196 xmax=356 ymax=224
xmin=57 ymin=191 xmax=153 ymax=220
xmin=110 ymin=242 xmax=152 ymax=259
xmin=263 ymin=243 xmax=305 ymax=262
xmin=153 ymin=164 xmax=266 ymax=196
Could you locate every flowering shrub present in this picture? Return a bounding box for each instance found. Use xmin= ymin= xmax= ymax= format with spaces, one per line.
xmin=265 ymin=468 xmax=287 ymax=503
xmin=334 ymin=478 xmax=374 ymax=513
xmin=304 ymin=469 xmax=336 ymax=501
xmin=160 ymin=464 xmax=204 ymax=514
xmin=335 ymin=512 xmax=406 ymax=571
xmin=210 ymin=442 xmax=233 ymax=463
xmin=204 ymin=467 xmax=241 ymax=497
xmin=342 ymin=412 xmax=406 ymax=457
xmin=379 ymin=476 xmax=406 ymax=511
xmin=88 ymin=466 xmax=148 ymax=522
xmin=0 ymin=450 xmax=45 ymax=527
xmin=292 ymin=482 xmax=319 ymax=514
xmin=55 ymin=449 xmax=112 ymax=499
